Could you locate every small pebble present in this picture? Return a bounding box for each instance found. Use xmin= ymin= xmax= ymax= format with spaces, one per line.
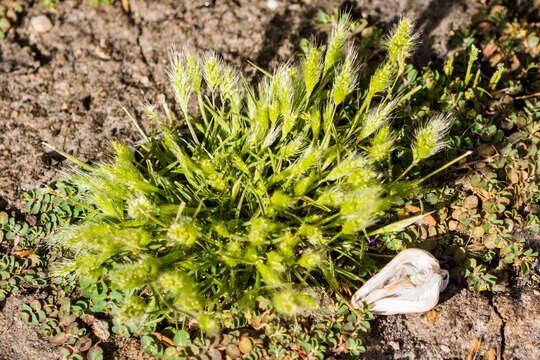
xmin=267 ymin=0 xmax=278 ymax=10
xmin=31 ymin=15 xmax=53 ymax=33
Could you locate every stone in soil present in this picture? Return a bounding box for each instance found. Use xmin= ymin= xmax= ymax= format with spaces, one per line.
xmin=30 ymin=15 xmax=53 ymax=33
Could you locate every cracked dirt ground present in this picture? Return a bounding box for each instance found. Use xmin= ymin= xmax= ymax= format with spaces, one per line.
xmin=0 ymin=1 xmax=538 ymax=359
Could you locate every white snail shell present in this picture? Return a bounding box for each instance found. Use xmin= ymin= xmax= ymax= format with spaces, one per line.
xmin=351 ymin=248 xmax=449 ymax=315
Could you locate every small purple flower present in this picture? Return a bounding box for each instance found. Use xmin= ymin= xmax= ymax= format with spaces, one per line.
xmin=456 ymin=276 xmax=468 ymax=289
xmin=367 ymin=237 xmax=377 ymax=247
xmin=441 ymin=263 xmax=450 ymax=271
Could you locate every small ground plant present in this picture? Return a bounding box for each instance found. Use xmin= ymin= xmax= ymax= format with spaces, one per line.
xmin=47 ymin=17 xmax=460 ymax=337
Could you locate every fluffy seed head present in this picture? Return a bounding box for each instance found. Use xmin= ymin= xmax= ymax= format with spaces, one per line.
xmin=168 ymin=51 xmax=193 ymax=115
xmin=326 ymin=154 xmax=369 ymax=181
xmin=272 ymin=289 xmax=317 ymax=316
xmin=304 ymin=44 xmax=322 ymax=97
xmin=116 ymin=295 xmax=147 ymax=324
xmin=332 ymin=48 xmax=356 ymax=106
xmin=324 ymin=15 xmax=350 ymax=74
xmin=127 ymin=195 xmax=155 ymax=219
xmin=369 ymin=126 xmax=395 ymax=161
xmin=385 ymin=18 xmax=418 ymax=65
xmin=186 ymin=52 xmax=201 ymax=94
xmin=297 ymin=252 xmax=322 ymax=270
xmin=256 ymin=263 xmax=282 ymax=287
xmin=204 ymin=53 xmax=222 ymax=92
xmin=369 ymin=62 xmax=394 ymax=95
xmin=197 ymin=313 xmax=219 ymax=334
xmin=359 ymin=99 xmax=398 ymax=139
xmin=167 ymin=220 xmax=197 ymax=247
xmin=412 ymin=113 xmax=453 ymax=162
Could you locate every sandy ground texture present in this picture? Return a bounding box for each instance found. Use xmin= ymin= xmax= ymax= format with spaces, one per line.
xmin=0 ymin=1 xmax=537 ymax=359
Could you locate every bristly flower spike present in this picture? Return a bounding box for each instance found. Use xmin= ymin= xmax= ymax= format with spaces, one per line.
xmin=332 ymin=47 xmax=357 ymax=106
xmin=385 ymin=17 xmax=418 ymax=67
xmin=303 ymin=43 xmax=322 ymax=101
xmin=324 ymin=14 xmax=350 ymax=74
xmin=168 ymin=50 xmax=193 ymax=117
xmin=412 ymin=113 xmax=453 ymax=162
xmin=204 ymin=53 xmax=222 ymax=92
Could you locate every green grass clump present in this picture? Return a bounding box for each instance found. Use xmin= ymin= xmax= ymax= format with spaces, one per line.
xmin=48 ymin=17 xmax=455 ymax=334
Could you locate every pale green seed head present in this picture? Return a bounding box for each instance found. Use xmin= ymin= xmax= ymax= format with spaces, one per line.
xmin=340 ymin=186 xmax=383 ymax=234
xmin=303 ymin=44 xmax=322 ymax=97
xmin=346 ymin=167 xmax=377 ymax=188
xmin=256 ymin=262 xmax=282 ymax=287
xmin=270 ymin=190 xmax=295 ymax=209
xmin=359 ymin=98 xmax=398 ymax=140
xmin=219 ymin=66 xmax=240 ymax=99
xmin=109 ymin=258 xmax=155 ymax=290
xmin=261 ymin=124 xmax=282 ymax=149
xmin=369 ymin=62 xmax=394 ymax=95
xmin=173 ymin=287 xmax=203 ymax=312
xmin=221 ymin=240 xmax=242 ymax=267
xmin=197 ymin=313 xmax=219 ymax=334
xmin=299 ymin=224 xmax=325 ymax=245
xmin=116 ymin=295 xmax=147 ymax=324
xmin=279 ymin=136 xmax=305 ymax=160
xmin=268 ymin=98 xmax=280 ymax=124
xmin=272 ymin=289 xmax=298 ymax=316
xmin=266 ymin=250 xmax=285 ymax=273
xmin=297 ymin=252 xmax=322 ymax=270
xmin=143 ymin=103 xmax=160 ymax=122
xmin=290 ymin=146 xmax=322 ymax=178
xmin=293 ymin=170 xmax=316 ymax=196
xmin=324 ymin=15 xmax=350 ymax=74
xmin=275 ymin=65 xmax=294 ymax=114
xmin=368 ymin=125 xmax=395 ymax=161
xmin=412 ymin=113 xmax=453 ymax=162
xmin=306 ymin=101 xmax=322 ymax=139
xmin=277 ymin=230 xmax=299 ymax=259
xmin=186 ymin=52 xmax=201 ymax=94
xmin=168 ymin=51 xmax=193 ymax=116
xmin=167 ymin=220 xmax=197 ymax=247
xmin=127 ymin=195 xmax=155 ymax=219
xmin=322 ymin=101 xmax=335 ymax=136
xmin=332 ymin=48 xmax=356 ymax=106
xmin=91 ymin=192 xmax=121 ymax=218
xmin=272 ymin=289 xmax=316 ymax=316
xmin=248 ymin=218 xmax=274 ymax=246
xmin=316 ymin=187 xmax=345 ymax=207
xmin=204 ymin=53 xmax=221 ymax=92
xmin=326 ymin=154 xmax=369 ymax=181
xmin=59 ymin=253 xmax=108 ymax=277
xmin=157 ymin=270 xmax=186 ymax=295
xmin=385 ymin=18 xmax=418 ymax=65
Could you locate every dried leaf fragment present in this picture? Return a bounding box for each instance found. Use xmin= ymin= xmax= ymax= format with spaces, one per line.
xmin=405 ymin=204 xmax=437 ymax=226
xmin=121 ymin=0 xmax=130 ymax=12
xmin=151 ymin=331 xmax=175 ymax=347
xmin=82 ymin=314 xmax=110 ymax=341
xmin=466 ymin=339 xmax=480 ymax=360
xmin=426 ymin=309 xmax=439 ymax=324
xmin=351 ymin=249 xmax=449 ymax=315
xmin=13 ymin=249 xmax=34 ymax=258
xmin=485 ymin=348 xmax=497 ymax=360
